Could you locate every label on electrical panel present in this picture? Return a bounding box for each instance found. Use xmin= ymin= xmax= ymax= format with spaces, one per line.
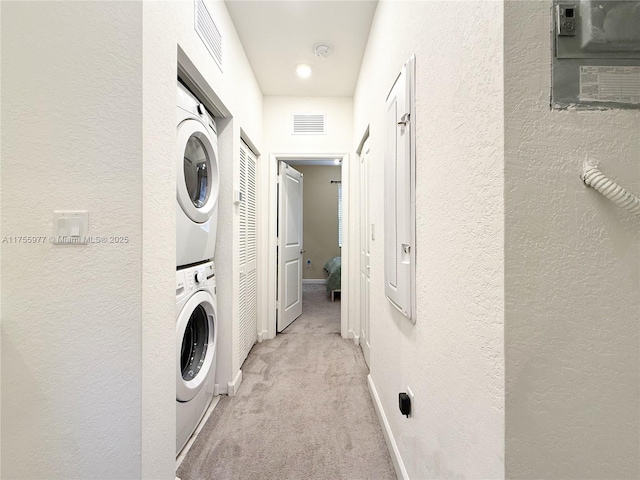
xmin=579 ymin=66 xmax=640 ymax=105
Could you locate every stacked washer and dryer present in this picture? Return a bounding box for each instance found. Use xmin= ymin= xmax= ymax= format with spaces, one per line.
xmin=175 ymin=81 xmax=220 ymax=455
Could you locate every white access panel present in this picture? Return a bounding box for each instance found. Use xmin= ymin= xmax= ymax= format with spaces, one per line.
xmin=384 ymin=56 xmax=416 ymax=323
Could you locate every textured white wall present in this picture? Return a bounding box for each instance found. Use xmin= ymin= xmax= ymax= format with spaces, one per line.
xmin=504 ymin=2 xmax=640 ymax=478
xmin=142 ymin=1 xmax=178 ymax=477
xmin=1 ymin=2 xmax=143 ymax=478
xmin=1 ymin=1 xmax=263 ymax=478
xmin=263 ymin=96 xmax=353 ymax=154
xmin=353 ymin=2 xmax=505 ymax=478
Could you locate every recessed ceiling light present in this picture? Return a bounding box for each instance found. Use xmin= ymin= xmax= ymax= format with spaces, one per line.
xmin=295 ymin=63 xmax=312 ymax=78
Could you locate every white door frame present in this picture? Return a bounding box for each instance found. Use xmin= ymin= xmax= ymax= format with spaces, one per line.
xmin=261 ymin=153 xmax=350 ymax=341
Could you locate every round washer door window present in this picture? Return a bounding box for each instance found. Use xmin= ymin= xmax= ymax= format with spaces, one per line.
xmin=180 ymin=303 xmax=209 ymax=382
xmin=176 ymin=119 xmax=219 ymax=224
xmin=176 ymin=290 xmax=217 ymax=402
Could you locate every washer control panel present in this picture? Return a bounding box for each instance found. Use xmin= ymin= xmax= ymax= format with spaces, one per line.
xmin=176 ymin=261 xmax=215 ymax=301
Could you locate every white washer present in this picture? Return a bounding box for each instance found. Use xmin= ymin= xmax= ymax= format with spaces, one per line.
xmin=176 ymin=261 xmax=217 ymax=455
xmin=176 ymin=82 xmax=219 ymax=268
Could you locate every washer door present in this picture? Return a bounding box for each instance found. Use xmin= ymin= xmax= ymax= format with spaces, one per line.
xmin=177 ymin=119 xmax=219 ymax=224
xmin=176 ymin=290 xmax=217 ymax=402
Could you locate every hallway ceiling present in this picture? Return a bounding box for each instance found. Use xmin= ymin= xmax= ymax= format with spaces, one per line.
xmin=225 ymin=1 xmax=378 ymax=97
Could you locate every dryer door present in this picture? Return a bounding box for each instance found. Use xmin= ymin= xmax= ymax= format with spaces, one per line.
xmin=176 ymin=290 xmax=217 ymax=402
xmin=176 ymin=119 xmax=219 ymax=224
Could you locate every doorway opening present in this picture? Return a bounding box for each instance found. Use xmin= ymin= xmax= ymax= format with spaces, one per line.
xmin=262 ymin=153 xmax=350 ymax=340
xmin=279 ymin=159 xmax=343 ymax=332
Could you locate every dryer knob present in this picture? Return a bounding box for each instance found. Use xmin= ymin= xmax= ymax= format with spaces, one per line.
xmin=195 ymin=270 xmax=205 ymax=284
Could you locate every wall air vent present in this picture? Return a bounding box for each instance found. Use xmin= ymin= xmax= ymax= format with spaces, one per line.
xmin=292 ymin=114 xmax=326 ymax=135
xmin=195 ymin=0 xmax=222 ymax=71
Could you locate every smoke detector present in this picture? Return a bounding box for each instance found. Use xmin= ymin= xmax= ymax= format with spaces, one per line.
xmin=314 ymin=44 xmax=332 ymax=58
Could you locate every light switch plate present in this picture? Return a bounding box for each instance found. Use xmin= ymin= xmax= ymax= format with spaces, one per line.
xmin=53 ymin=211 xmax=88 ymax=244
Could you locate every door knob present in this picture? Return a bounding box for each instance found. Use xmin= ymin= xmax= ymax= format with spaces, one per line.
xmin=300 ymin=249 xmax=305 ymax=254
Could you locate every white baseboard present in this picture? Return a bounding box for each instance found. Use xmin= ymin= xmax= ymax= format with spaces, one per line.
xmin=257 ymin=330 xmax=268 ymax=343
xmin=227 ymin=369 xmax=243 ymax=397
xmin=302 ymin=278 xmax=326 ymax=285
xmin=367 ymin=374 xmax=409 ymax=480
xmin=348 ymin=329 xmax=360 ymax=345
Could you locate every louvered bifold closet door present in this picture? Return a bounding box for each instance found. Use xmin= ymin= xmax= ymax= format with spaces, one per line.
xmin=238 ymin=141 xmax=258 ymax=366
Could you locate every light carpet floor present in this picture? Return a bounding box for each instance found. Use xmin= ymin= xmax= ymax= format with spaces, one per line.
xmin=177 ymin=285 xmax=396 ymax=480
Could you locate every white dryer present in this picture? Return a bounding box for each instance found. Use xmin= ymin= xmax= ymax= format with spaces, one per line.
xmin=176 ymin=261 xmax=217 ymax=455
xmin=176 ymin=82 xmax=219 ymax=268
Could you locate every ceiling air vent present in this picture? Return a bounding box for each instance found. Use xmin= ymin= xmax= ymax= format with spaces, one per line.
xmin=195 ymin=0 xmax=222 ymax=71
xmin=292 ymin=114 xmax=326 ymax=135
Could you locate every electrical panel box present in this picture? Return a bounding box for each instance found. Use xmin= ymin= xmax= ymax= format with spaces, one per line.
xmin=384 ymin=56 xmax=416 ymax=323
xmin=552 ymin=0 xmax=640 ymax=109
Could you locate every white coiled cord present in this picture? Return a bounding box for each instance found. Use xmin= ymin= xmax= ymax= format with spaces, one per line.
xmin=582 ymin=166 xmax=640 ymax=215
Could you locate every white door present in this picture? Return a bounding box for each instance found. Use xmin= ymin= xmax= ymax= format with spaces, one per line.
xmin=277 ymin=162 xmax=304 ymax=332
xmin=359 ymin=139 xmax=371 ymax=367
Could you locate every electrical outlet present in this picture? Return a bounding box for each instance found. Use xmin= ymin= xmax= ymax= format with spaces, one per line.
xmin=406 ymin=386 xmax=414 ymax=417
